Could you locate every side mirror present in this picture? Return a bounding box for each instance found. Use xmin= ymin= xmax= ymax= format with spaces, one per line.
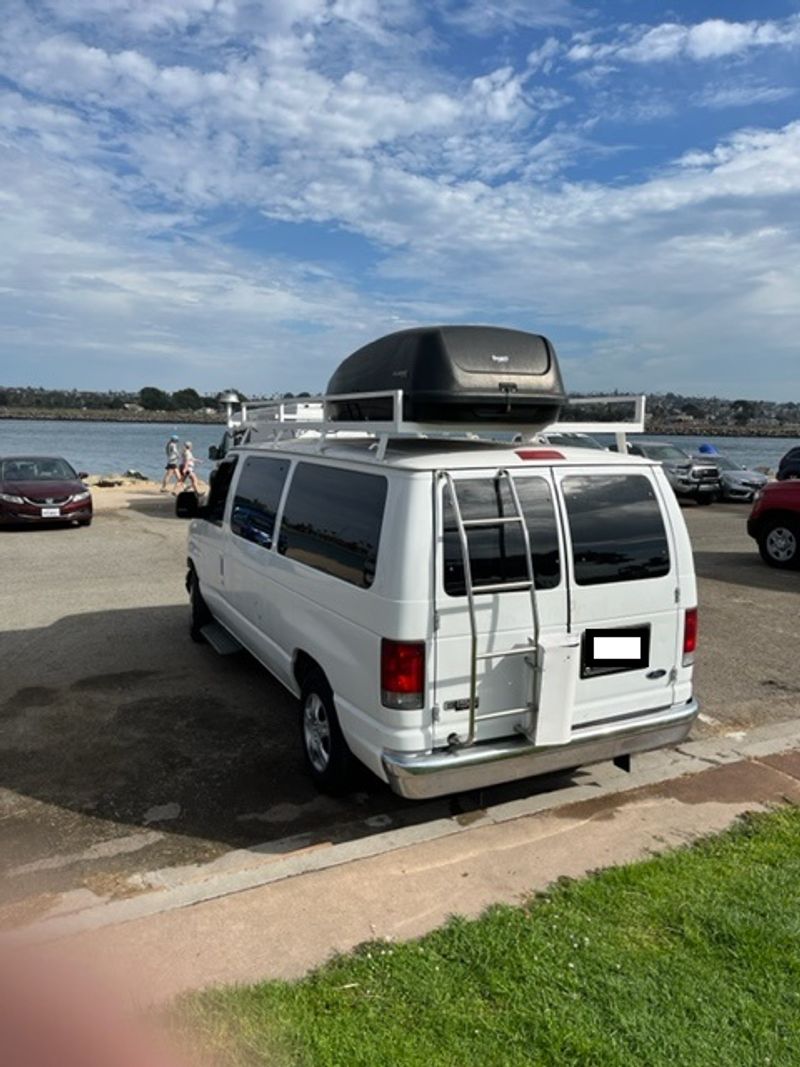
xmin=78 ymin=471 xmax=89 ymax=480
xmin=176 ymin=491 xmax=199 ymax=519
xmin=208 ymin=445 xmax=220 ymax=460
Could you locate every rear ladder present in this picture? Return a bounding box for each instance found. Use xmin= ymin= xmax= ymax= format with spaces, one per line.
xmin=441 ymin=470 xmax=542 ymax=747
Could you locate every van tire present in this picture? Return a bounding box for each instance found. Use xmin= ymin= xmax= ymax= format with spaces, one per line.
xmin=189 ymin=571 xmax=212 ymax=642
xmin=758 ymin=519 xmax=800 ymax=569
xmin=300 ymin=670 xmax=356 ymax=795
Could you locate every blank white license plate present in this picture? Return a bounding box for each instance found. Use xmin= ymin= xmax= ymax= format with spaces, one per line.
xmin=582 ymin=626 xmax=650 ymax=676
xmin=593 ymin=635 xmax=642 ymax=660
xmin=41 ymin=507 xmax=61 ymax=517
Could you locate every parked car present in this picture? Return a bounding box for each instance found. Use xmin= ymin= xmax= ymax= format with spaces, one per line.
xmin=616 ymin=441 xmax=721 ymax=505
xmin=747 ymin=480 xmax=800 ymax=568
xmin=694 ymin=454 xmax=767 ymax=503
xmin=776 ymin=446 xmax=800 ymax=481
xmin=178 ymin=439 xmax=698 ymax=799
xmin=0 ymin=456 xmax=92 ymax=527
xmin=177 ymin=324 xmax=698 ymax=801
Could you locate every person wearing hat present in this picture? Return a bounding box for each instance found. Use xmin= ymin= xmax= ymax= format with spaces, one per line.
xmin=160 ymin=433 xmax=182 ymax=492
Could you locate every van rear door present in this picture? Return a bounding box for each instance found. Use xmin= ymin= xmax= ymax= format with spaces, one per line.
xmin=555 ymin=467 xmax=680 ymax=729
xmin=432 ymin=468 xmax=571 ymax=747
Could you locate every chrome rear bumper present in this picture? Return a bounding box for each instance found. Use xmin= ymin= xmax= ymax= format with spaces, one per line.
xmin=382 ymin=698 xmax=699 ymax=800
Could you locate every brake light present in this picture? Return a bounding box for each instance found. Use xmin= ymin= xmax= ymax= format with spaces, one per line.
xmin=515 ymin=449 xmax=565 ymax=461
xmin=381 ymin=639 xmax=425 ymax=709
xmin=682 ymin=607 xmax=698 ymax=666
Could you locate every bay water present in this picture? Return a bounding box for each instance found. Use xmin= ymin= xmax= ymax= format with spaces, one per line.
xmin=0 ymin=418 xmax=796 ymax=478
xmin=0 ymin=419 xmax=226 ymax=480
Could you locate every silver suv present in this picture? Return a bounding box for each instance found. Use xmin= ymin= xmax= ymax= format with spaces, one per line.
xmin=622 ymin=441 xmax=721 ymax=505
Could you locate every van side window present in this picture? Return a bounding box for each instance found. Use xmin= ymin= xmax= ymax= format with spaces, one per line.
xmin=443 ymin=476 xmax=561 ymax=596
xmin=205 ymin=457 xmax=238 ymax=524
xmin=278 ymin=463 xmax=387 ymax=589
xmin=231 ymin=456 xmax=290 ymax=548
xmin=562 ymin=474 xmax=670 ymax=586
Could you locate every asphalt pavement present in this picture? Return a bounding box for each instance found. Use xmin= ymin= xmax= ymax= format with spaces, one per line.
xmin=1 ymin=488 xmax=798 ymax=928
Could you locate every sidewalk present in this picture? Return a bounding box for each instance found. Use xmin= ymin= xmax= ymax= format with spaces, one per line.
xmin=24 ymin=719 xmax=800 ymax=1004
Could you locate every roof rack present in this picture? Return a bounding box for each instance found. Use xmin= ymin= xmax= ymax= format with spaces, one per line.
xmin=223 ymin=391 xmax=646 ymax=459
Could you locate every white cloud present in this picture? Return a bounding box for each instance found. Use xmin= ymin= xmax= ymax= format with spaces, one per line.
xmin=696 ymin=83 xmax=795 ymax=110
xmin=1 ymin=0 xmax=800 ymax=397
xmin=527 ymin=36 xmax=561 ymax=72
xmin=434 ymin=0 xmax=578 ymax=36
xmin=568 ymin=15 xmax=800 ymax=65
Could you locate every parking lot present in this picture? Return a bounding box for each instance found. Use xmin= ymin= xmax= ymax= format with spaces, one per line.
xmin=1 ymin=488 xmax=799 ymax=926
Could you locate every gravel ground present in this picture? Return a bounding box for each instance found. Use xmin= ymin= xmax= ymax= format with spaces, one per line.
xmin=0 ymin=488 xmax=797 ymax=924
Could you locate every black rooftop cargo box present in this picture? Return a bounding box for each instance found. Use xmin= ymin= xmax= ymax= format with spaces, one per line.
xmin=326 ymin=325 xmax=565 ymax=426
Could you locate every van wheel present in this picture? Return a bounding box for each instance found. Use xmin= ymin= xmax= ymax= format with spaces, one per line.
xmin=759 ymin=520 xmax=800 ymax=569
xmin=300 ymin=670 xmax=355 ymax=795
xmin=189 ymin=571 xmax=212 ymax=641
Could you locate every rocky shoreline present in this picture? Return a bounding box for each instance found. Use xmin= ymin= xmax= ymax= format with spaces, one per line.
xmin=0 ymin=408 xmax=225 ymax=424
xmin=646 ymin=422 xmax=800 ymax=439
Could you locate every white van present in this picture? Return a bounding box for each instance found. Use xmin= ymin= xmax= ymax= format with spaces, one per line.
xmin=180 ymin=423 xmax=698 ymax=799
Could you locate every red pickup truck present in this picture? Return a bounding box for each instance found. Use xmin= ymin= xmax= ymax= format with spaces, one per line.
xmin=747 ymin=481 xmax=800 ymax=568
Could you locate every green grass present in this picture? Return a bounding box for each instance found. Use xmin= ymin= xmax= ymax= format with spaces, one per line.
xmin=185 ymin=807 xmax=800 ymax=1067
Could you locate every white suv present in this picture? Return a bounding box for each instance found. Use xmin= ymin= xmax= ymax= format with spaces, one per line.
xmin=180 ymin=435 xmax=698 ymax=799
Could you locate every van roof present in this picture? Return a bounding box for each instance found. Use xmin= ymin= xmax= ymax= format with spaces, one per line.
xmin=233 ymin=436 xmax=657 ymax=472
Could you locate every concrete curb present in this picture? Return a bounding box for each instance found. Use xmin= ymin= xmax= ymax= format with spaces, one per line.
xmin=18 ymin=717 xmax=800 ymax=945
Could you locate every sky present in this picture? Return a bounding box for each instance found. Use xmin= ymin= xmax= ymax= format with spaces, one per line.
xmin=1 ymin=1 xmax=799 ymax=399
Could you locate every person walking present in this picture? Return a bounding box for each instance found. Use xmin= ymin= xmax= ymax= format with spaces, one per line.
xmin=160 ymin=434 xmax=181 ymax=492
xmin=178 ymin=441 xmax=200 ymax=494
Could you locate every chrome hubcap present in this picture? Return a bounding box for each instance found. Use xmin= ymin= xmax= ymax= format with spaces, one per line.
xmin=767 ymin=527 xmax=796 ymax=562
xmin=303 ymin=692 xmax=331 ymax=772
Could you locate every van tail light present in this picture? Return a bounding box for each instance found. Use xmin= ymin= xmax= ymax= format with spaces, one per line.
xmin=381 ymin=639 xmax=425 ymax=709
xmin=682 ymin=607 xmax=698 ymax=666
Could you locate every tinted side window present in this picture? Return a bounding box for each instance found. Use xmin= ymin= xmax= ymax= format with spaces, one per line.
xmin=444 ymin=476 xmax=561 ymax=596
xmin=205 ymin=458 xmax=238 ymax=524
xmin=562 ymin=474 xmax=670 ymax=586
xmin=231 ymin=456 xmax=290 ymax=548
xmin=278 ymin=463 xmax=387 ymax=588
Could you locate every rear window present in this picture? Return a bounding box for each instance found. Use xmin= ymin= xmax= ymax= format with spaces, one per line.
xmin=443 ymin=476 xmax=561 ymax=596
xmin=562 ymin=474 xmax=670 ymax=586
xmin=231 ymin=456 xmax=289 ymax=548
xmin=278 ymin=463 xmax=387 ymax=588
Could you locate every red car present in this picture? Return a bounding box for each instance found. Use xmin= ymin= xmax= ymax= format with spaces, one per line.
xmin=0 ymin=455 xmax=93 ymax=527
xmin=747 ymin=480 xmax=800 ymax=568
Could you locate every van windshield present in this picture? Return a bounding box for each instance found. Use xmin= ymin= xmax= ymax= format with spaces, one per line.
xmin=710 ymin=455 xmax=738 ymax=471
xmin=0 ymin=457 xmax=77 ymax=481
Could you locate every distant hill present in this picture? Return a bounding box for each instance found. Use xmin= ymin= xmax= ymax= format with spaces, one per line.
xmin=2 ymin=385 xmax=798 ymax=435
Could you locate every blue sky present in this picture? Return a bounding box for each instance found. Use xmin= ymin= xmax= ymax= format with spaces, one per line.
xmin=1 ymin=1 xmax=799 ymax=399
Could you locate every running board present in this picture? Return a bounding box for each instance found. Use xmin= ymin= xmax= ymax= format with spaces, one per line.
xmin=201 ymin=622 xmax=243 ymax=656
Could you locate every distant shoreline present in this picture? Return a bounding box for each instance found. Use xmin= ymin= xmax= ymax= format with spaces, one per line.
xmin=646 ymin=422 xmax=800 ymax=440
xmin=0 ymin=408 xmax=225 ymax=425
xmin=1 ymin=408 xmax=798 ymax=439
